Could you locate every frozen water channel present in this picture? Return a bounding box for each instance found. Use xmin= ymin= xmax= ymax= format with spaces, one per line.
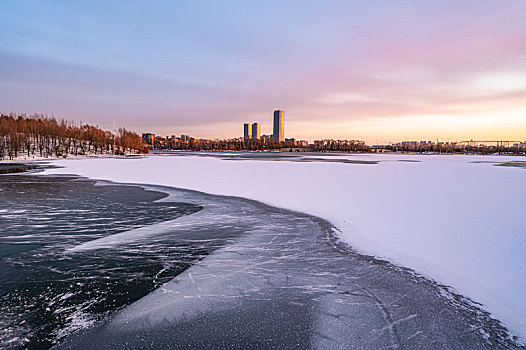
xmin=50 ymin=181 xmax=521 ymax=349
xmin=0 ymin=173 xmax=204 ymax=349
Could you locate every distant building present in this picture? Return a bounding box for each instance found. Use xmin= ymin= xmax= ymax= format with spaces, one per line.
xmin=285 ymin=138 xmax=296 ymax=144
xmin=154 ymin=136 xmax=167 ymax=147
xmin=142 ymin=133 xmax=155 ymax=145
xmin=244 ymin=123 xmax=252 ymax=139
xmin=273 ymin=110 xmax=284 ymax=141
xmin=297 ymin=140 xmax=308 ymax=147
xmin=180 ymin=135 xmax=190 ymax=142
xmin=252 ymin=123 xmax=261 ymax=140
xmin=370 ymin=145 xmax=392 ymax=153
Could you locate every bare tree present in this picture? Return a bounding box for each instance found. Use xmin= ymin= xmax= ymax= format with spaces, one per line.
xmin=0 ymin=113 xmax=147 ymax=160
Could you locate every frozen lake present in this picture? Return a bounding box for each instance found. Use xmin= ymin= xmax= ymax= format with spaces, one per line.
xmin=0 ymin=168 xmax=519 ymax=349
xmin=40 ymin=153 xmax=526 ymax=342
xmin=1 ymin=153 xmax=524 ymax=349
xmin=56 ymin=181 xmax=519 ymax=350
xmin=0 ymin=174 xmax=208 ymax=348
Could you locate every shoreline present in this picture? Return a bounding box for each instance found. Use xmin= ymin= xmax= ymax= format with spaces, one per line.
xmin=151 ymin=149 xmax=526 ymax=156
xmin=1 ymin=149 xmax=524 ymax=166
xmin=0 ymin=153 xmax=145 ymax=164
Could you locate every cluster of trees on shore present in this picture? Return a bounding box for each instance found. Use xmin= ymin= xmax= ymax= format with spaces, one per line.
xmin=154 ymin=138 xmax=369 ymax=152
xmin=309 ymin=140 xmax=368 ymax=152
xmin=389 ymin=142 xmax=525 ymax=155
xmin=156 ymin=138 xmax=299 ymax=151
xmin=154 ymin=136 xmax=525 ymax=155
xmin=0 ymin=113 xmax=146 ymax=160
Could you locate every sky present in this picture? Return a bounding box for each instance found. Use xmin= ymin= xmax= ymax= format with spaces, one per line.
xmin=1 ymin=0 xmax=525 ymax=143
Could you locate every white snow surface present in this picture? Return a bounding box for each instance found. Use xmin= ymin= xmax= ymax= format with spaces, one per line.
xmin=41 ymin=153 xmax=526 ymax=339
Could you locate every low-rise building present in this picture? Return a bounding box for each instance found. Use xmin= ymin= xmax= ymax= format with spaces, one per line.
xmin=142 ymin=133 xmax=155 ymax=145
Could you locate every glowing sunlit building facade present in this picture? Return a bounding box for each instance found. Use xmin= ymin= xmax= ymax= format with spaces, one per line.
xmin=273 ymin=110 xmax=284 ymax=142
xmin=252 ymin=122 xmax=261 ymax=140
xmin=244 ymin=123 xmax=252 ymax=139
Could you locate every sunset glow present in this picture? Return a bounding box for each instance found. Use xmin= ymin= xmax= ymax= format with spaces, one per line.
xmin=1 ymin=0 xmax=525 ymax=142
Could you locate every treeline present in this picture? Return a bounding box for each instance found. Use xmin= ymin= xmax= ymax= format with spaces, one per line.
xmin=153 ymin=138 xmax=369 ymax=152
xmin=155 ymin=138 xmax=305 ymax=151
xmin=390 ymin=143 xmax=525 ymax=155
xmin=310 ymin=140 xmax=368 ymax=152
xmin=0 ymin=113 xmax=146 ymax=160
xmin=153 ymin=137 xmax=525 ymax=154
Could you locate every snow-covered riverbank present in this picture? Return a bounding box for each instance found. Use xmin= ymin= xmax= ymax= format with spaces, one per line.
xmin=41 ymin=153 xmax=526 ymax=340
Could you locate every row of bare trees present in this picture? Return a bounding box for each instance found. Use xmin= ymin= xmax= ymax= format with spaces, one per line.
xmin=0 ymin=113 xmax=146 ymax=160
xmin=390 ymin=143 xmax=525 ymax=154
xmin=154 ymin=137 xmax=314 ymax=151
xmin=152 ymin=137 xmax=371 ymax=152
xmin=156 ymin=138 xmax=290 ymax=151
xmin=310 ymin=140 xmax=369 ymax=152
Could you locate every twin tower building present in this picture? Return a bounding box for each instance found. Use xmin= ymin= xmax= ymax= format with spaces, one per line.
xmin=244 ymin=110 xmax=284 ymax=142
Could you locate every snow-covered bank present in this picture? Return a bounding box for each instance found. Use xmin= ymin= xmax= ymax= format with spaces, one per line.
xmin=41 ymin=154 xmax=526 ymax=340
xmin=0 ymin=152 xmax=143 ymax=163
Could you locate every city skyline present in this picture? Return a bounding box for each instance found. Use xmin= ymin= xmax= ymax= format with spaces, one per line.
xmin=243 ymin=110 xmax=285 ymax=141
xmin=1 ymin=1 xmax=525 ymax=144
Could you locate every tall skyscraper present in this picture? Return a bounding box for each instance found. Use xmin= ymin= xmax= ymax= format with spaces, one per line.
xmin=273 ymin=110 xmax=284 ymax=141
xmin=244 ymin=123 xmax=252 ymax=139
xmin=252 ymin=122 xmax=261 ymax=140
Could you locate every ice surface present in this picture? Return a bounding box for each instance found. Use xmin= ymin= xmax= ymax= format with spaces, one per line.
xmin=0 ymin=175 xmax=204 ymax=348
xmin=41 ymin=153 xmax=526 ymax=340
xmin=56 ymin=183 xmax=519 ymax=349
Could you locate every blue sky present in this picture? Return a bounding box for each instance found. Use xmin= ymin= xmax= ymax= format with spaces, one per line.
xmin=1 ymin=1 xmax=525 ymax=142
